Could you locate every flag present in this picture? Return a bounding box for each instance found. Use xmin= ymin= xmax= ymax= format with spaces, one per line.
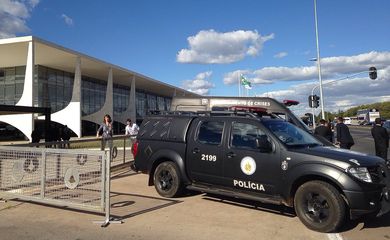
xmin=240 ymin=74 xmax=252 ymax=89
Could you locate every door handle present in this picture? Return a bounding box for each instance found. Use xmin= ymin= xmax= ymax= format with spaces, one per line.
xmin=192 ymin=148 xmax=200 ymax=154
xmin=227 ymin=152 xmax=236 ymax=158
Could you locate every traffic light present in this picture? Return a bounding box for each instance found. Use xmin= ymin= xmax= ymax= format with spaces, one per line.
xmin=308 ymin=95 xmax=314 ymax=108
xmin=369 ymin=66 xmax=377 ymax=80
xmin=313 ymin=95 xmax=320 ymax=108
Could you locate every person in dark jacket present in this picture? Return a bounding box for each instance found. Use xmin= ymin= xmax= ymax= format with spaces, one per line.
xmin=371 ymin=118 xmax=389 ymax=161
xmin=336 ymin=117 xmax=354 ymax=149
xmin=314 ymin=119 xmax=333 ymax=143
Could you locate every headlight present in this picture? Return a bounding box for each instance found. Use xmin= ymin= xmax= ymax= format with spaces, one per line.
xmin=348 ymin=167 xmax=372 ymax=183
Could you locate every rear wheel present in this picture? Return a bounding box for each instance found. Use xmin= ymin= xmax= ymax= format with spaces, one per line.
xmin=294 ymin=181 xmax=346 ymax=232
xmin=153 ymin=162 xmax=183 ymax=198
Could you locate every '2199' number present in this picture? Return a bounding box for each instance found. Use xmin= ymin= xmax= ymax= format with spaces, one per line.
xmin=201 ymin=154 xmax=217 ymax=162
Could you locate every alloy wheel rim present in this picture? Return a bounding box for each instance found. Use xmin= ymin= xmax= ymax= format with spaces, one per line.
xmin=303 ymin=192 xmax=330 ymax=223
xmin=158 ymin=169 xmax=173 ymax=191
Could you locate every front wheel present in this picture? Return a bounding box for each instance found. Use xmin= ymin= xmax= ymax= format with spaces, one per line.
xmin=294 ymin=181 xmax=346 ymax=232
xmin=153 ymin=162 xmax=183 ymax=198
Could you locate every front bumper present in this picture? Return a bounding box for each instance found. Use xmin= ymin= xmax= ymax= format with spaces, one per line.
xmin=377 ymin=186 xmax=390 ymax=217
xmin=344 ymin=186 xmax=390 ymax=219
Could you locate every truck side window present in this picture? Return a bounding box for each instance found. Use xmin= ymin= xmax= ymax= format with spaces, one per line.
xmin=197 ymin=121 xmax=224 ymax=145
xmin=231 ymin=122 xmax=266 ymax=150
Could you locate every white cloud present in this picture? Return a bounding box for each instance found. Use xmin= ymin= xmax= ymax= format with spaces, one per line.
xmin=274 ymin=52 xmax=288 ymax=59
xmin=256 ymin=66 xmax=390 ymax=117
xmin=224 ymin=51 xmax=390 ymax=85
xmin=61 ymin=14 xmax=73 ymax=26
xmin=181 ymin=71 xmax=215 ymax=95
xmin=177 ymin=29 xmax=274 ymax=64
xmin=0 ymin=0 xmax=39 ymax=39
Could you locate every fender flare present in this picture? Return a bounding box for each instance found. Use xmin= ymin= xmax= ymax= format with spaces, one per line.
xmin=147 ymin=149 xmax=190 ymax=185
xmin=283 ymin=164 xmax=346 ymax=204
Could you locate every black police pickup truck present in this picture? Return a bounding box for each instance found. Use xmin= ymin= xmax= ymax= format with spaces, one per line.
xmin=132 ymin=112 xmax=390 ymax=232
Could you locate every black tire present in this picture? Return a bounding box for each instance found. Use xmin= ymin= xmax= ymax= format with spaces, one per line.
xmin=294 ymin=181 xmax=346 ymax=233
xmin=153 ymin=161 xmax=183 ymax=198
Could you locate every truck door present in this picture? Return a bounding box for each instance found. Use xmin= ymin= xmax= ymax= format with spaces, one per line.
xmin=186 ymin=118 xmax=226 ymax=185
xmin=223 ymin=120 xmax=281 ymax=195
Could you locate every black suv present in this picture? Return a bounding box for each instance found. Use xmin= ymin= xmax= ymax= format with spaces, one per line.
xmin=132 ymin=112 xmax=390 ymax=232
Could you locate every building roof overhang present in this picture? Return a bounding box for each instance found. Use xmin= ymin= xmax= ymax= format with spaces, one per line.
xmin=0 ymin=36 xmax=198 ymax=97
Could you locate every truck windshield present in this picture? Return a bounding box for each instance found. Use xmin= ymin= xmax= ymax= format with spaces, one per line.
xmin=263 ymin=121 xmax=322 ymax=147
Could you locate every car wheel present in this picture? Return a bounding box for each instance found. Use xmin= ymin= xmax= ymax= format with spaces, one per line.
xmin=294 ymin=180 xmax=346 ymax=232
xmin=153 ymin=161 xmax=183 ymax=198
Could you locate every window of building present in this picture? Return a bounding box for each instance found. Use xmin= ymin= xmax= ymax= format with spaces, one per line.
xmin=146 ymin=94 xmax=157 ymax=111
xmin=197 ymin=121 xmax=224 ymax=145
xmin=136 ymin=91 xmax=146 ymax=117
xmin=113 ymin=84 xmax=130 ymax=114
xmin=81 ymin=76 xmax=106 ymax=116
xmin=35 ymin=65 xmax=74 ymax=112
xmin=165 ymin=98 xmax=171 ymax=111
xmin=157 ymin=96 xmax=165 ymax=110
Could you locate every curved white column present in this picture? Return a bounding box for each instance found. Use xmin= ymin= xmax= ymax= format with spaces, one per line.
xmin=82 ymin=67 xmax=113 ymax=127
xmin=0 ymin=41 xmax=34 ymax=141
xmin=49 ymin=57 xmax=82 ymax=137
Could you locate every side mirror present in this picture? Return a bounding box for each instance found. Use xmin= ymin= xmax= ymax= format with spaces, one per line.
xmin=256 ymin=136 xmax=273 ymax=153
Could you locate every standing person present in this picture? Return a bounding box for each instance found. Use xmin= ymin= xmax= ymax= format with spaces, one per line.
xmin=371 ymin=118 xmax=389 ymax=162
xmin=31 ymin=129 xmax=41 ymax=146
xmin=125 ymin=118 xmax=139 ymax=146
xmin=314 ymin=119 xmax=333 ymax=143
xmin=62 ymin=125 xmax=71 ymax=148
xmin=335 ymin=117 xmax=354 ymax=149
xmin=97 ymin=114 xmax=113 ymax=151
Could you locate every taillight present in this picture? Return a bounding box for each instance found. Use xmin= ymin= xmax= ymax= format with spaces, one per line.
xmin=132 ymin=140 xmax=139 ymax=157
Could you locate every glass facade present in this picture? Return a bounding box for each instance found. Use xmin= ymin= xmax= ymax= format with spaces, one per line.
xmin=35 ymin=66 xmax=74 ymax=112
xmin=0 ymin=64 xmax=173 ymax=137
xmin=135 ymin=90 xmax=171 ymax=118
xmin=135 ymin=92 xmax=146 ymax=118
xmin=0 ymin=66 xmax=25 ymax=105
xmin=113 ymin=84 xmax=130 ymax=115
xmin=81 ymin=76 xmax=106 ymax=116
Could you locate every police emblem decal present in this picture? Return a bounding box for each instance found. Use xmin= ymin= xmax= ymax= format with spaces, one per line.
xmin=281 ymin=160 xmax=288 ymax=171
xmin=240 ymin=156 xmax=256 ymax=175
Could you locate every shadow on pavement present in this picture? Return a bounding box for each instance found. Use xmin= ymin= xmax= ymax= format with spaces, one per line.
xmin=111 ymin=170 xmax=139 ymax=180
xmin=202 ymin=193 xmax=296 ymax=218
xmin=337 ymin=212 xmax=390 ymax=232
xmin=5 ymin=191 xmax=181 ymax=222
xmin=109 ymin=191 xmax=181 ymax=220
xmin=359 ymin=212 xmax=390 ymax=229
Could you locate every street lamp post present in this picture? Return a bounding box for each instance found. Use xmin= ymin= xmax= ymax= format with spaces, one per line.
xmin=314 ymin=0 xmax=325 ymax=120
xmin=310 ymin=69 xmax=376 ymax=128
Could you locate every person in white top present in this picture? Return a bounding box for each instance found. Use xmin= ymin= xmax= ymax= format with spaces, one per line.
xmin=125 ymin=118 xmax=139 ymax=146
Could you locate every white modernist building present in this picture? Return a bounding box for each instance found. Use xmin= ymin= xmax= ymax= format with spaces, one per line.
xmin=0 ymin=36 xmax=197 ymax=141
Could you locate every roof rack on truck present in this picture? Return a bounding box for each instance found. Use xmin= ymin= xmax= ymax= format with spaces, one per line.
xmin=170 ymin=96 xmax=309 ymax=131
xmin=149 ymin=109 xmax=260 ymax=118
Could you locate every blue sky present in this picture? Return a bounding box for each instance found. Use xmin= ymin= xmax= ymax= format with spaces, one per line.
xmin=1 ymin=0 xmax=390 ymax=115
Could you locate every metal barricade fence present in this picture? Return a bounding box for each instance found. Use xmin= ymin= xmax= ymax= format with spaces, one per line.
xmin=0 ymin=146 xmax=108 ymax=216
xmin=21 ymin=135 xmax=135 ymax=167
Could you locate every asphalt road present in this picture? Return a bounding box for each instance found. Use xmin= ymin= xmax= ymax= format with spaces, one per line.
xmin=337 ymin=126 xmax=390 ymax=240
xmin=0 ymin=126 xmax=389 ymax=240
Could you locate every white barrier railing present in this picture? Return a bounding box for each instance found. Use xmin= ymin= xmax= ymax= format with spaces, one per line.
xmin=0 ymin=146 xmax=122 ymax=227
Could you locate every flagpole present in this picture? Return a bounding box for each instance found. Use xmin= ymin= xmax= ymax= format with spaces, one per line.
xmin=238 ymin=73 xmax=241 ymax=97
